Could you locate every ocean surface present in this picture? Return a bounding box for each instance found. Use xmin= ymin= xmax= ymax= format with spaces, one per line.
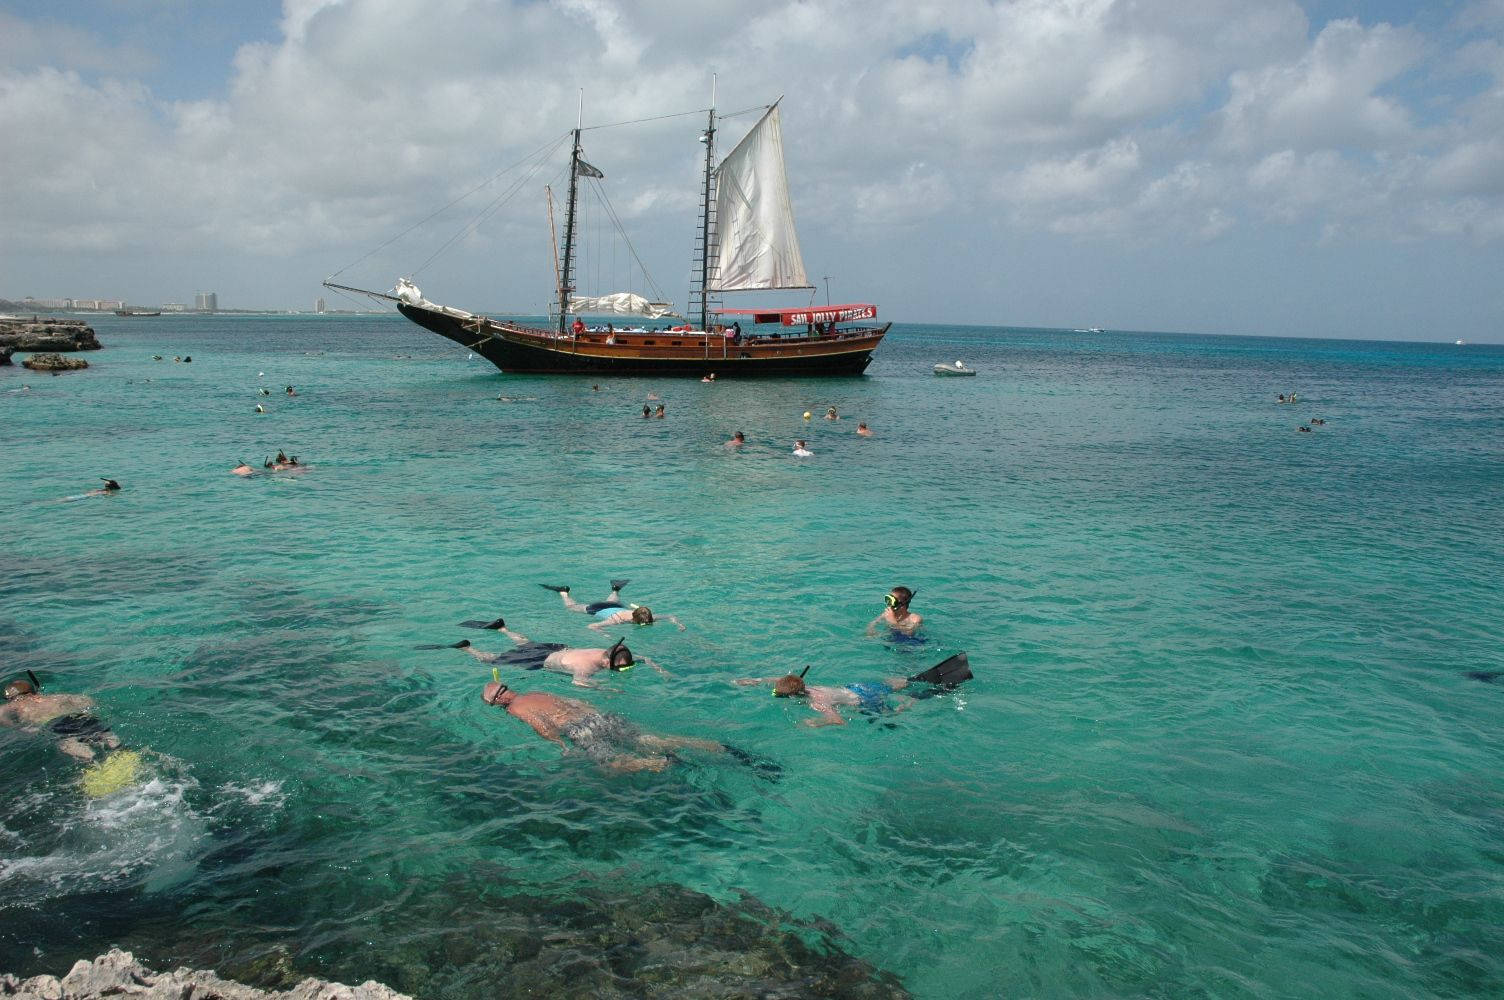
xmin=2 ymin=314 xmax=1502 ymax=998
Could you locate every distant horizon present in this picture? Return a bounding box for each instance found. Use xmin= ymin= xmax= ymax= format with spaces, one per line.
xmin=6 ymin=297 xmax=1496 ymax=346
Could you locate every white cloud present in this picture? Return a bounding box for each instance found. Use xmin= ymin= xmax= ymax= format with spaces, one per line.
xmin=1 ymin=0 xmax=1503 ymax=337
xmin=1216 ymin=19 xmax=1422 ymax=154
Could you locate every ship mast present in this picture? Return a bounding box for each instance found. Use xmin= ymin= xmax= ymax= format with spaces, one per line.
xmin=558 ymin=127 xmax=583 ymax=336
xmin=696 ymin=107 xmax=716 ymax=332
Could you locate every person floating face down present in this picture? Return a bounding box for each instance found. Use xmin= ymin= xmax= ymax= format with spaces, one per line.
xmin=735 ymin=655 xmax=973 ymax=728
xmin=540 ymin=580 xmax=686 ymax=631
xmin=447 ymin=620 xmax=666 ymax=686
xmin=867 ymin=586 xmax=922 ymax=637
xmin=2 ymin=672 xmax=122 ymax=762
xmin=479 ymin=678 xmax=726 ymax=773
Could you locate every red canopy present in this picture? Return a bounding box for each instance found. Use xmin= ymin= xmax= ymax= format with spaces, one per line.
xmin=720 ymin=303 xmax=877 ymax=326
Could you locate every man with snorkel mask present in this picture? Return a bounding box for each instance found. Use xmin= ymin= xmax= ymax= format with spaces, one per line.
xmin=736 ymin=653 xmax=973 ymax=728
xmin=2 ymin=671 xmax=122 ymax=762
xmin=429 ymin=618 xmax=667 ymax=686
xmin=866 ymin=585 xmax=923 ymax=638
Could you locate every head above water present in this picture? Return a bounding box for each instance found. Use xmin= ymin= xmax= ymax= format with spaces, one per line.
xmin=885 ymin=586 xmax=914 ymax=610
xmin=4 ymin=671 xmax=40 ymax=700
xmin=631 ymin=606 xmax=654 ymax=625
xmin=101 ymin=479 xmax=121 ymax=491
xmin=772 ymin=664 xmax=812 ymax=698
xmin=481 ymin=681 xmax=512 ymax=706
xmin=607 ymin=637 xmax=635 ymax=671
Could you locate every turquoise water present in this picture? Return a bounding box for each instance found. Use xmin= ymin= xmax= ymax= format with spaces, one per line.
xmin=3 ymin=315 xmax=1503 ymax=998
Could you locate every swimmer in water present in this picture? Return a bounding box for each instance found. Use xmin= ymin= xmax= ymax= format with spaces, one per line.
xmin=540 ymin=580 xmax=686 ymax=631
xmin=2 ymin=673 xmax=121 ymax=762
xmin=792 ymin=440 xmax=813 ymax=457
xmin=285 ymin=386 xmax=296 ymax=396
xmin=867 ymin=586 xmax=923 ymax=637
xmin=825 ymin=406 xmax=839 ymax=420
xmin=736 ymin=655 xmax=972 ymax=727
xmin=231 ymin=461 xmax=256 ymax=476
xmin=480 ymin=681 xmax=731 ymax=773
xmin=642 ymin=405 xmax=652 ymax=418
xmin=726 ymin=431 xmax=746 ymax=447
xmin=701 ymin=373 xmax=716 ymax=383
xmin=449 ymin=625 xmax=663 ymax=685
xmin=655 ymin=404 xmax=665 ymax=418
xmin=856 ymin=423 xmax=872 ymax=437
xmin=64 ymin=479 xmax=121 ymax=501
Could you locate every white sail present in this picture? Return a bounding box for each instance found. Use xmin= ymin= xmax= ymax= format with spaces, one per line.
xmin=711 ymin=105 xmax=811 ymax=291
xmin=568 ymin=292 xmax=677 ymax=318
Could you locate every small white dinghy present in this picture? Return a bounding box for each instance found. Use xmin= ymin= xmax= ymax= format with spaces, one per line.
xmin=934 ymin=360 xmax=977 ymax=376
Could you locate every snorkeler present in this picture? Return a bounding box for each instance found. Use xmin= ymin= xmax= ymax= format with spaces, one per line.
xmin=792 ymin=440 xmax=813 ymax=457
xmin=856 ymin=422 xmax=872 ymax=436
xmin=735 ymin=654 xmax=973 ymax=728
xmin=231 ymin=461 xmax=256 ymax=476
xmin=726 ymin=431 xmax=746 ymax=447
xmin=541 ymin=580 xmax=686 ymax=631
xmin=866 ymin=586 xmax=923 ymax=637
xmin=2 ymin=672 xmax=121 ymax=762
xmin=480 ymin=680 xmax=767 ymax=775
xmin=63 ymin=479 xmax=121 ymax=501
xmin=432 ymin=622 xmax=665 ymax=685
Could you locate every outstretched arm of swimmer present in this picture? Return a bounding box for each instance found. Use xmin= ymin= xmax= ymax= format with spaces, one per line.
xmin=662 ymin=615 xmax=687 ymax=632
xmin=638 ymin=654 xmax=670 ymax=678
xmin=734 ymin=676 xmax=785 ymax=687
xmin=865 ymin=615 xmax=886 ymax=637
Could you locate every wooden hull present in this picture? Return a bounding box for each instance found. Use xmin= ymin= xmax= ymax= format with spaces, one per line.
xmin=398 ymin=301 xmax=885 ymax=377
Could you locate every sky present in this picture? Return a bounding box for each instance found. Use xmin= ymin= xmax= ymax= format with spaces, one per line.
xmin=2 ymin=0 xmax=1503 ymax=341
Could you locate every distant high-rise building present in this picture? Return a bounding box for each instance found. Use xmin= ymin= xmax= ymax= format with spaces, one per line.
xmin=195 ymin=291 xmax=218 ymax=312
xmin=315 ymin=297 xmax=327 ymax=314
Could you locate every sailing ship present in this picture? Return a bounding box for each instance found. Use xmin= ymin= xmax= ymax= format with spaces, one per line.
xmin=326 ymin=101 xmax=888 ymax=377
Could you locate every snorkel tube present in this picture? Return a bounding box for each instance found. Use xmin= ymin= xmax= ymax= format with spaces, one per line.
xmin=27 ymin=670 xmax=41 ymax=691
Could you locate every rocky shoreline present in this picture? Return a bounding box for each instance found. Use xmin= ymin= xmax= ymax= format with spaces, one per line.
xmin=0 ymin=949 xmax=410 ymax=1000
xmin=0 ymin=318 xmax=101 ymax=353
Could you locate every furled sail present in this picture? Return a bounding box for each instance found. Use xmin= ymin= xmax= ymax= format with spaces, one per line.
xmin=568 ymin=292 xmax=678 ymax=318
xmin=710 ymin=105 xmax=812 ymax=291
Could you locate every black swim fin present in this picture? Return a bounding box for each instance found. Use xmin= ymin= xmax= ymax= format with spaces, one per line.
xmin=416 ymin=639 xmax=472 ymax=650
xmin=722 ymin=744 xmax=783 ymax=782
xmin=539 ymin=584 xmax=569 ymax=593
xmin=1466 ymin=670 xmax=1504 ymax=684
xmin=458 ymin=617 xmax=505 ymax=629
xmin=909 ymin=652 xmax=972 ymax=688
xmin=610 ymin=579 xmax=630 ymax=592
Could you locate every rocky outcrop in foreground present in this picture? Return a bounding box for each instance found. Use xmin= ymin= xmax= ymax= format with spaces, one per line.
xmin=0 ymin=949 xmax=409 ymax=1000
xmin=22 ymin=353 xmax=88 ymax=372
xmin=0 ymin=318 xmax=101 ymax=352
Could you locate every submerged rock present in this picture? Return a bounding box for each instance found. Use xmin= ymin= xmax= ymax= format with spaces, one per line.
xmin=0 ymin=948 xmax=410 ymax=1000
xmin=21 ymin=353 xmax=88 ymax=372
xmin=0 ymin=319 xmax=100 ymax=352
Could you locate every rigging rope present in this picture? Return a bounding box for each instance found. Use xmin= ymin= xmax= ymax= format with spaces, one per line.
xmin=324 ymin=131 xmax=571 ymax=283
